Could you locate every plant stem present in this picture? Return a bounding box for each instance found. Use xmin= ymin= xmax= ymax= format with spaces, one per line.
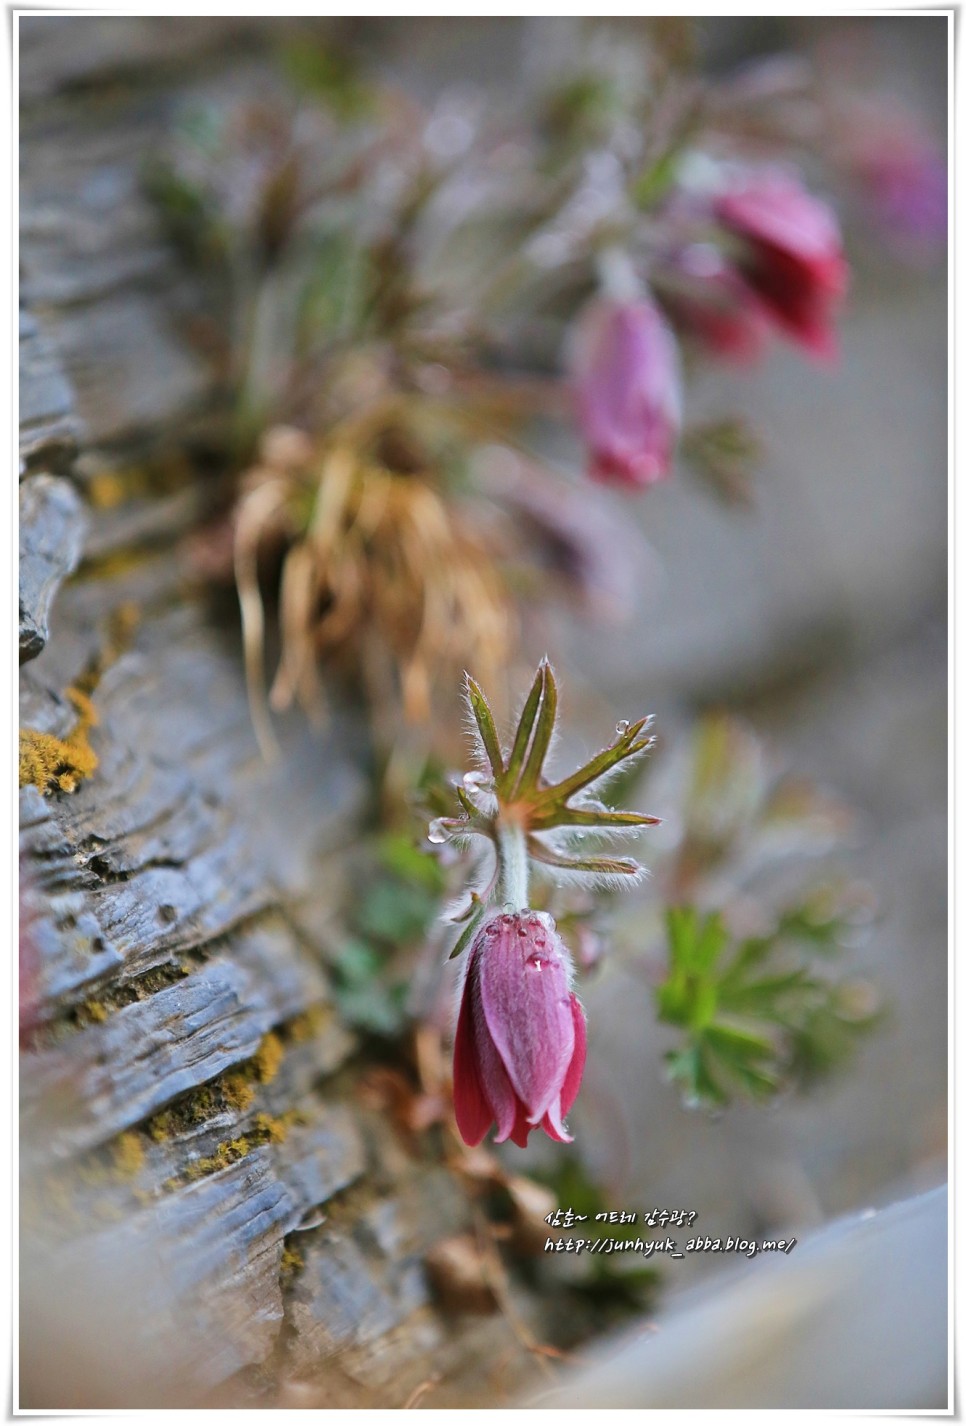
xmin=498 ymin=820 xmax=529 ymax=912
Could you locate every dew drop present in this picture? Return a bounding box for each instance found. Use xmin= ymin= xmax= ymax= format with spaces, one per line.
xmin=616 ymin=719 xmax=630 ymax=735
xmin=427 ymin=820 xmax=449 ymax=845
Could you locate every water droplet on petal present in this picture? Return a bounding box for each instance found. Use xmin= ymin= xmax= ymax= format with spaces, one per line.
xmin=427 ymin=820 xmax=449 ymax=844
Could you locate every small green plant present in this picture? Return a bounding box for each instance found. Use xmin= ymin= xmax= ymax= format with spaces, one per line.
xmin=656 ymin=903 xmax=880 ymax=1109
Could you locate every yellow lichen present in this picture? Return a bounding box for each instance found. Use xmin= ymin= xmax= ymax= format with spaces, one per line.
xmin=280 ymin=1243 xmax=304 ymax=1277
xmin=19 ymin=687 xmax=99 ymax=795
xmin=86 ymin=456 xmax=194 ymax=512
xmin=87 ymin=470 xmax=134 ymax=510
xmin=110 ymin=1132 xmax=146 ymax=1179
xmin=147 ymin=1085 xmax=219 ymax=1142
xmin=105 ymin=602 xmax=141 ymax=659
xmin=284 ymin=1005 xmax=328 ymax=1043
xmin=220 ymin=1073 xmax=257 ymax=1115
xmin=254 ymin=1112 xmax=288 ymax=1144
xmin=182 ymin=1136 xmax=251 ymax=1182
xmin=252 ymin=1031 xmax=284 ymax=1085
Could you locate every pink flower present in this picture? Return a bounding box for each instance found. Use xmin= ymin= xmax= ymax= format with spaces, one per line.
xmin=833 ymin=98 xmax=946 ymax=256
xmin=713 ymin=169 xmax=848 ymax=361
xmin=852 ymin=133 xmax=947 ymax=253
xmin=571 ymin=297 xmax=682 ymax=489
xmin=453 ymin=910 xmax=587 ymax=1148
xmin=861 ymin=147 xmax=947 ymax=249
xmin=662 ymin=244 xmax=774 ymax=366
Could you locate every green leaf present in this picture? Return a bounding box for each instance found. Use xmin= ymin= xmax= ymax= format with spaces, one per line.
xmin=704 ymin=1021 xmax=775 ymax=1064
xmin=654 ymin=902 xmax=879 ymax=1110
xmin=278 ymin=39 xmax=373 ymax=119
xmin=333 ymin=936 xmax=384 ymax=987
xmin=514 ymin=659 xmax=558 ymax=797
xmin=530 ymin=806 xmax=660 ymax=833
xmin=336 ymin=980 xmax=408 ymax=1036
xmin=527 ymin=839 xmax=642 ymax=879
xmin=455 ymin=785 xmax=485 ymax=821
xmin=465 ymin=676 xmax=505 ymax=780
xmin=713 ymin=1051 xmax=780 ymax=1100
xmin=666 ymin=907 xmax=727 ymax=977
xmin=717 ymin=969 xmax=811 ymax=1017
xmin=532 ymin=719 xmax=653 ymax=810
xmin=632 ymin=148 xmax=681 ymax=209
xmin=355 ymin=879 xmax=435 ymax=944
xmin=448 ymin=901 xmax=486 ymax=960
xmin=376 ymin=833 xmax=446 ymax=893
xmin=664 ymin=1043 xmax=726 ymax=1108
xmin=501 ymin=661 xmax=547 ymax=798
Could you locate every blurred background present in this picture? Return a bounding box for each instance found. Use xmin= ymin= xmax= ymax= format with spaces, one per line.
xmin=19 ymin=13 xmax=947 ymax=1409
xmin=347 ymin=9 xmax=950 ymax=1286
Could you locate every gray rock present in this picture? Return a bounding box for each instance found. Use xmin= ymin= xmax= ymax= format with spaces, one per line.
xmin=19 ymin=474 xmax=85 ymax=662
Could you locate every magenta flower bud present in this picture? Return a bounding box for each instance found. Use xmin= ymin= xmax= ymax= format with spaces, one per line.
xmin=833 ymin=97 xmax=946 ymax=257
xmin=852 ymin=132 xmax=947 ymax=253
xmin=662 ymin=243 xmax=773 ymax=366
xmin=571 ymin=297 xmax=682 ymax=490
xmin=453 ymin=910 xmax=587 ymax=1148
xmin=713 ymin=169 xmax=848 ymax=362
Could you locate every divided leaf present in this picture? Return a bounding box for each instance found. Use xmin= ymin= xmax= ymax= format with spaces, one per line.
xmin=655 ymin=904 xmax=878 ymax=1109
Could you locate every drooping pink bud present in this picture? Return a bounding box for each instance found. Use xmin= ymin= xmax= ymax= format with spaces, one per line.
xmin=661 ymin=243 xmax=774 ymax=366
xmin=453 ymin=911 xmax=587 ymax=1148
xmin=570 ymin=297 xmax=682 ymax=490
xmin=713 ymin=168 xmax=848 ymax=362
xmin=842 ymin=102 xmax=947 ymax=255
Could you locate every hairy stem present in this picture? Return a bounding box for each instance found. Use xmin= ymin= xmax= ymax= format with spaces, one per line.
xmin=497 ymin=819 xmax=529 ymax=912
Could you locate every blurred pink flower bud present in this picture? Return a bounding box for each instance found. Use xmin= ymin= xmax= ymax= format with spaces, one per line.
xmin=858 ymin=144 xmax=946 ymax=249
xmin=843 ymin=102 xmax=947 ymax=254
xmin=663 ymin=243 xmax=774 ymax=365
xmin=713 ymin=169 xmax=848 ymax=361
xmin=571 ymin=297 xmax=682 ymax=489
xmin=453 ymin=911 xmax=587 ymax=1148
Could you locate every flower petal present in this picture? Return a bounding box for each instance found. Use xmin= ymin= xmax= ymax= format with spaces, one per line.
xmin=560 ymin=994 xmax=587 ymax=1118
xmin=479 ymin=912 xmax=575 ymax=1125
xmin=539 ymin=998 xmax=587 ymax=1142
xmin=508 ymin=1104 xmax=534 ymax=1149
xmin=452 ymin=952 xmax=494 ymax=1147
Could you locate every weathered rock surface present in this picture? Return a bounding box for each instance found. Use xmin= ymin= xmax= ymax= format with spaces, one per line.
xmin=18 ymin=15 xmax=550 ymax=1409
xmin=19 ymin=474 xmax=86 ymax=662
